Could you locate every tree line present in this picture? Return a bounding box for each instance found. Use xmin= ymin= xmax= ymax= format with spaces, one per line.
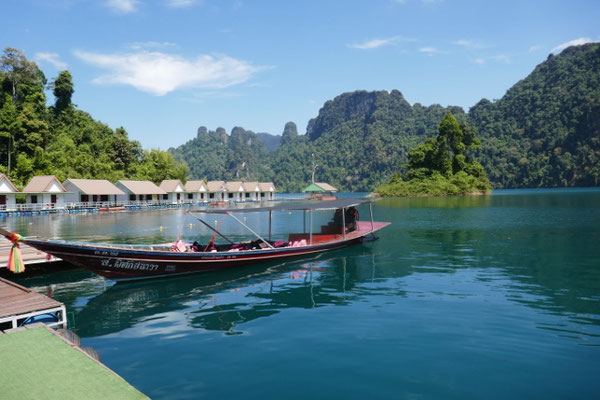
xmin=0 ymin=47 xmax=187 ymax=188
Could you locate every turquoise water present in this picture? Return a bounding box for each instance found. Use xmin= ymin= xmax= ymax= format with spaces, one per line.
xmin=7 ymin=189 xmax=600 ymax=399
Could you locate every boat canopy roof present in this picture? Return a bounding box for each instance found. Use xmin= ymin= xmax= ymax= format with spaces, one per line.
xmin=195 ymin=198 xmax=372 ymax=214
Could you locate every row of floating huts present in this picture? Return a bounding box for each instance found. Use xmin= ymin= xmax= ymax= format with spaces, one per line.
xmin=0 ymin=173 xmax=276 ymax=212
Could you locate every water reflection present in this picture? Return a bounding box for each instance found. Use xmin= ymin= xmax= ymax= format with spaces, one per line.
xmin=11 ymin=189 xmax=600 ymax=348
xmin=66 ymin=249 xmax=382 ymax=337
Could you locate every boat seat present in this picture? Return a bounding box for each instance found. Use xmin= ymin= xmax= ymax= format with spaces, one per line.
xmin=288 ymin=233 xmax=341 ymax=244
xmin=320 ymin=223 xmax=343 ymax=234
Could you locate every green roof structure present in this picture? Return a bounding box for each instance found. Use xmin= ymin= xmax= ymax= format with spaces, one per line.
xmin=302 ymin=182 xmax=338 ymax=193
xmin=0 ymin=325 xmax=148 ymax=400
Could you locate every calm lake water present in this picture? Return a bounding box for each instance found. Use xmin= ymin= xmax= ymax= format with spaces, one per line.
xmin=6 ymin=188 xmax=600 ymax=399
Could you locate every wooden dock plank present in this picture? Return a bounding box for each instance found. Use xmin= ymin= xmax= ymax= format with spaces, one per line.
xmin=0 ymin=278 xmax=63 ymax=319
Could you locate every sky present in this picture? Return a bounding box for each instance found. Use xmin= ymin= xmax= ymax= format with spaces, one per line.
xmin=2 ymin=0 xmax=599 ymax=149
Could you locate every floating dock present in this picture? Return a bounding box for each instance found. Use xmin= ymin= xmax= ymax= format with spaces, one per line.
xmin=0 ymin=324 xmax=149 ymax=399
xmin=0 ymin=277 xmax=66 ymax=330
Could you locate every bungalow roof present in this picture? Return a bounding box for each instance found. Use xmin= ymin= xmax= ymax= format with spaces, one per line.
xmin=22 ymin=176 xmax=68 ymax=193
xmin=242 ymin=181 xmax=259 ymax=192
xmin=225 ymin=181 xmax=243 ymax=192
xmin=258 ymin=182 xmax=276 ymax=192
xmin=316 ymin=182 xmax=338 ymax=192
xmin=159 ymin=180 xmax=184 ymax=193
xmin=116 ymin=180 xmax=167 ymax=195
xmin=184 ymin=180 xmax=208 ymax=192
xmin=64 ymin=179 xmax=125 ymax=195
xmin=206 ymin=181 xmax=226 ymax=192
xmin=0 ymin=174 xmax=19 ymax=194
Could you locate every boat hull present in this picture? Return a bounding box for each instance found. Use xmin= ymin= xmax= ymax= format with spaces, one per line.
xmin=23 ymin=237 xmax=365 ymax=281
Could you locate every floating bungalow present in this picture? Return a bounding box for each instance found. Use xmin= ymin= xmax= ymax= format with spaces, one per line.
xmin=21 ymin=175 xmax=69 ymax=209
xmin=258 ymin=182 xmax=277 ymax=200
xmin=115 ymin=180 xmax=166 ymax=204
xmin=0 ymin=174 xmax=18 ymax=211
xmin=242 ymin=181 xmax=260 ymax=201
xmin=63 ymin=179 xmax=125 ymax=204
xmin=184 ymin=180 xmax=208 ymax=203
xmin=159 ymin=180 xmax=186 ymax=204
xmin=225 ymin=181 xmax=244 ymax=202
xmin=207 ymin=181 xmax=227 ymax=202
xmin=302 ymin=182 xmax=338 ymax=200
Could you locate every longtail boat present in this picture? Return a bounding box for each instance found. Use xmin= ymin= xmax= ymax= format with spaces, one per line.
xmin=1 ymin=199 xmax=390 ymax=282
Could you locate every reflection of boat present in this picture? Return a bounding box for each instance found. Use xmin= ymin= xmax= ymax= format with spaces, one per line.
xmin=73 ymin=253 xmax=363 ymax=337
xmin=2 ymin=199 xmax=390 ymax=282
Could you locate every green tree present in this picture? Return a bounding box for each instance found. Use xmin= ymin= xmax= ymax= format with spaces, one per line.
xmin=0 ymin=94 xmax=20 ymax=173
xmin=0 ymin=47 xmax=43 ymax=104
xmin=52 ymin=70 xmax=74 ymax=114
xmin=376 ymin=112 xmax=491 ymax=196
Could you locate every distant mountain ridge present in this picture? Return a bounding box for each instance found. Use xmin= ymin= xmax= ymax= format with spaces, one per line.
xmin=170 ymin=43 xmax=600 ymax=191
xmin=256 ymin=132 xmax=281 ymax=152
xmin=170 ymin=126 xmax=271 ymax=181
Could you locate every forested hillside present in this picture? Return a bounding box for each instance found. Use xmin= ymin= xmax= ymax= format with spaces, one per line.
xmin=0 ymin=47 xmax=187 ymax=188
xmin=271 ymin=91 xmax=466 ymax=191
xmin=256 ymin=132 xmax=281 ymax=152
xmin=471 ymin=43 xmax=600 ymax=187
xmin=173 ymin=92 xmax=464 ymax=192
xmin=170 ymin=126 xmax=272 ymax=181
xmin=173 ymin=43 xmax=599 ymax=192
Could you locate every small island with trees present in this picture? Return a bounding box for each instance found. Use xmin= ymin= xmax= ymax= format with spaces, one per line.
xmin=374 ymin=111 xmax=491 ymax=196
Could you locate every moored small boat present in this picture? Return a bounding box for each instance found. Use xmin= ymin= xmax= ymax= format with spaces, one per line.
xmin=2 ymin=199 xmax=390 ymax=282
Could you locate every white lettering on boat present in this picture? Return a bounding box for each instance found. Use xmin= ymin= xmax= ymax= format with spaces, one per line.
xmin=94 ymin=250 xmax=119 ymax=257
xmin=111 ymin=259 xmax=160 ymax=271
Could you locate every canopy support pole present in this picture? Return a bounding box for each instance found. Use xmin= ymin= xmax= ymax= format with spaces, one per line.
xmin=342 ymin=207 xmax=346 ymax=240
xmin=303 ymin=210 xmax=306 ymax=233
xmin=268 ymin=211 xmax=272 ymax=241
xmin=227 ymin=212 xmax=274 ymax=249
xmin=309 ymin=210 xmax=313 ymax=245
xmin=189 ymin=213 xmax=235 ymax=244
xmin=369 ymin=202 xmax=374 ymax=232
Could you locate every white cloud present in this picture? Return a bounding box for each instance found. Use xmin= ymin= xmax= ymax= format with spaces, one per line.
xmin=473 ymin=54 xmax=510 ymax=65
xmin=348 ymin=36 xmax=414 ymax=50
xmin=164 ymin=0 xmax=200 ymax=8
xmin=419 ymin=46 xmax=447 ymax=55
xmin=35 ymin=52 xmax=67 ymax=69
xmin=528 ymin=44 xmax=542 ymax=53
xmin=105 ymin=0 xmax=140 ymax=14
xmin=453 ymin=39 xmax=488 ymax=49
xmin=74 ymin=50 xmax=266 ymax=96
xmin=128 ymin=41 xmax=178 ymax=50
xmin=551 ymin=37 xmax=594 ymax=53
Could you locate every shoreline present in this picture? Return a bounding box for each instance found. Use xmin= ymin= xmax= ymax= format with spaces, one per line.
xmin=368 ymin=190 xmax=491 ymax=198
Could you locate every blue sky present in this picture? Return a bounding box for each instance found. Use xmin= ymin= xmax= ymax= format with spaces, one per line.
xmin=3 ymin=0 xmax=599 ymax=149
